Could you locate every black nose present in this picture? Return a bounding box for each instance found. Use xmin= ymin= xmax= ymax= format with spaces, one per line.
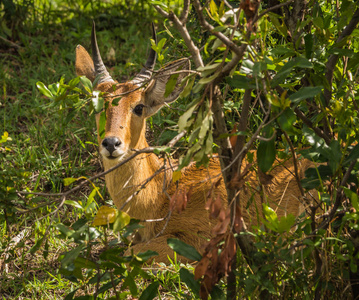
xmin=102 ymin=137 xmax=121 ymax=155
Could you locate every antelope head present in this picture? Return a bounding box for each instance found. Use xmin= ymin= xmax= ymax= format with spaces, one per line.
xmin=75 ymin=22 xmax=190 ymax=165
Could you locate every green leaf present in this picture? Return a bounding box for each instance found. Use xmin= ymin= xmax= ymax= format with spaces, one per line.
xmin=164 ymin=73 xmax=179 ymax=98
xmin=56 ymin=223 xmax=75 ymax=237
xmin=289 ymin=86 xmax=322 ymax=105
xmin=344 ymin=188 xmax=359 ymax=211
xmin=180 ymin=76 xmax=195 ymax=98
xmin=180 ymin=268 xmax=200 ymax=297
xmin=209 ymin=0 xmax=219 ymax=19
xmin=178 ymin=103 xmax=198 ymax=131
xmin=80 ymin=76 xmax=93 ymax=92
xmin=304 ymin=33 xmax=313 ymax=59
xmin=272 ymin=57 xmax=313 ymax=86
xmin=198 ymin=72 xmax=219 ymax=84
xmin=344 ymin=144 xmax=359 ymax=166
xmin=257 ymin=125 xmax=275 ymax=173
xmin=122 ymin=273 xmax=138 ymax=296
xmin=113 ymin=210 xmax=131 ymax=233
xmin=227 ymin=75 xmax=254 ymax=89
xmin=68 ymin=76 xmax=81 ymax=87
xmin=64 ymin=289 xmax=79 ymax=300
xmin=277 ymin=108 xmax=296 ymax=133
xmin=198 ymin=62 xmax=221 ymax=77
xmin=64 ymin=200 xmax=83 ymax=209
xmin=91 ymin=91 xmax=104 ymax=113
xmin=167 ymin=238 xmax=202 ymax=261
xmin=268 ymin=12 xmax=287 ymax=37
xmin=30 ymin=237 xmax=45 ymax=254
xmin=157 ymin=38 xmax=167 ymax=52
xmin=210 ymin=286 xmax=226 ymax=300
xmin=136 ymin=250 xmax=158 ymax=262
xmin=99 ymin=111 xmax=106 ymax=139
xmin=36 ymin=82 xmax=53 ymax=98
xmin=74 ymin=256 xmax=98 ymax=269
xmin=302 ymin=165 xmax=331 ymax=189
xmin=64 ymin=177 xmax=77 ymax=186
xmin=61 ymin=245 xmax=84 ymax=268
xmin=139 ymin=281 xmax=160 ymax=300
xmin=198 ymin=114 xmax=210 ymax=140
xmin=262 ymin=204 xmax=279 ymax=231
xmin=277 ymin=214 xmax=296 ymax=233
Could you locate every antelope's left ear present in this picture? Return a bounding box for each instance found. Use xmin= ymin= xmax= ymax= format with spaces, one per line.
xmin=75 ymin=45 xmax=96 ymax=82
xmin=144 ymin=58 xmax=191 ymax=115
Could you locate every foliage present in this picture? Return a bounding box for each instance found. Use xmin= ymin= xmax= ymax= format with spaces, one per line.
xmin=2 ymin=0 xmax=359 ymax=299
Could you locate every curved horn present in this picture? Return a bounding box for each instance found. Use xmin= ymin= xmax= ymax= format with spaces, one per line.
xmin=132 ymin=23 xmax=157 ymax=85
xmin=91 ymin=21 xmax=114 ymax=84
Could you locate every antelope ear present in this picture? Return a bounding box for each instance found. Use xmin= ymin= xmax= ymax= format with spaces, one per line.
xmin=75 ymin=45 xmax=96 ymax=82
xmin=144 ymin=58 xmax=190 ymax=116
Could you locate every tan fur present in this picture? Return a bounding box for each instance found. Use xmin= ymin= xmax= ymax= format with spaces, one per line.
xmin=75 ymin=47 xmax=316 ymax=263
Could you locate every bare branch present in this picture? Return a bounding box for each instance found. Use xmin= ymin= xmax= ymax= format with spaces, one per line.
xmin=233 ymin=89 xmax=252 ymax=175
xmin=179 ymin=0 xmax=191 ymax=24
xmin=154 ymin=5 xmax=204 ymax=68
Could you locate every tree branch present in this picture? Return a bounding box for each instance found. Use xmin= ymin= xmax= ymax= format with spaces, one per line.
xmin=155 ymin=5 xmax=204 ymax=68
xmin=192 ymin=0 xmax=244 ymax=57
xmin=324 ymin=8 xmax=359 ymax=106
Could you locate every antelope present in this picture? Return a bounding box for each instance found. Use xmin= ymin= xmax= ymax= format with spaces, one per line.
xmin=75 ymin=23 xmax=316 ymax=263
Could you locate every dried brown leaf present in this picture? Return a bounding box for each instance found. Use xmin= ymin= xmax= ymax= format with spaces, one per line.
xmin=228 ymin=163 xmax=252 ymax=189
xmin=258 ymin=168 xmax=274 ymax=185
xmin=209 ymin=193 xmax=222 ymax=219
xmin=239 ymin=0 xmax=259 ymax=20
xmin=195 ymin=256 xmax=210 ymax=280
xmin=227 ymin=233 xmax=237 ymax=262
xmin=169 ymin=190 xmax=178 ymax=212
xmin=170 ymin=188 xmax=189 ymax=214
xmin=230 ymin=123 xmax=238 ymax=149
xmin=211 ymin=209 xmax=231 ymax=235
xmin=176 ymin=189 xmax=188 ymax=214
xmin=200 ymin=275 xmax=212 ymax=300
xmin=233 ymin=204 xmax=243 ymax=234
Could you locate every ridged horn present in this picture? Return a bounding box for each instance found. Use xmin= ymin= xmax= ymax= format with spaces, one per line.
xmin=91 ymin=21 xmax=114 ymax=84
xmin=132 ymin=23 xmax=157 ymax=85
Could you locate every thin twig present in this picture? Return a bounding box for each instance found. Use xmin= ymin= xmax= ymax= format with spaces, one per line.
xmin=253 ymin=0 xmax=295 ymax=23
xmin=0 ymin=35 xmax=22 ymax=49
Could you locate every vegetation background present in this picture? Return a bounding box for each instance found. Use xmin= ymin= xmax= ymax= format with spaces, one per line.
xmin=1 ymin=0 xmax=359 ymax=299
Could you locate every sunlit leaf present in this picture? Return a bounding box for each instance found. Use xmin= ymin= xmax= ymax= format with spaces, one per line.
xmin=113 ymin=210 xmax=131 ymax=233
xmin=172 ymin=170 xmax=182 ymax=183
xmin=91 ymin=90 xmax=104 ymax=113
xmin=93 ymin=206 xmax=118 ymax=226
xmin=178 ymin=103 xmax=198 ymax=131
xmin=36 ymin=82 xmax=53 ymax=98
xmin=64 ymin=177 xmax=77 ymax=186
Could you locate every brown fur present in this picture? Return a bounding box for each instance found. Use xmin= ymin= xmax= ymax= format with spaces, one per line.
xmin=75 ymin=47 xmax=316 ymax=263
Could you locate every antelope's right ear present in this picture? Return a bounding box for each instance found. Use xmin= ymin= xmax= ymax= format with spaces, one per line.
xmin=75 ymin=45 xmax=96 ymax=82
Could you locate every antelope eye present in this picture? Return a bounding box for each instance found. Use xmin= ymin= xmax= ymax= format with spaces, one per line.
xmin=133 ymin=104 xmax=145 ymax=116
